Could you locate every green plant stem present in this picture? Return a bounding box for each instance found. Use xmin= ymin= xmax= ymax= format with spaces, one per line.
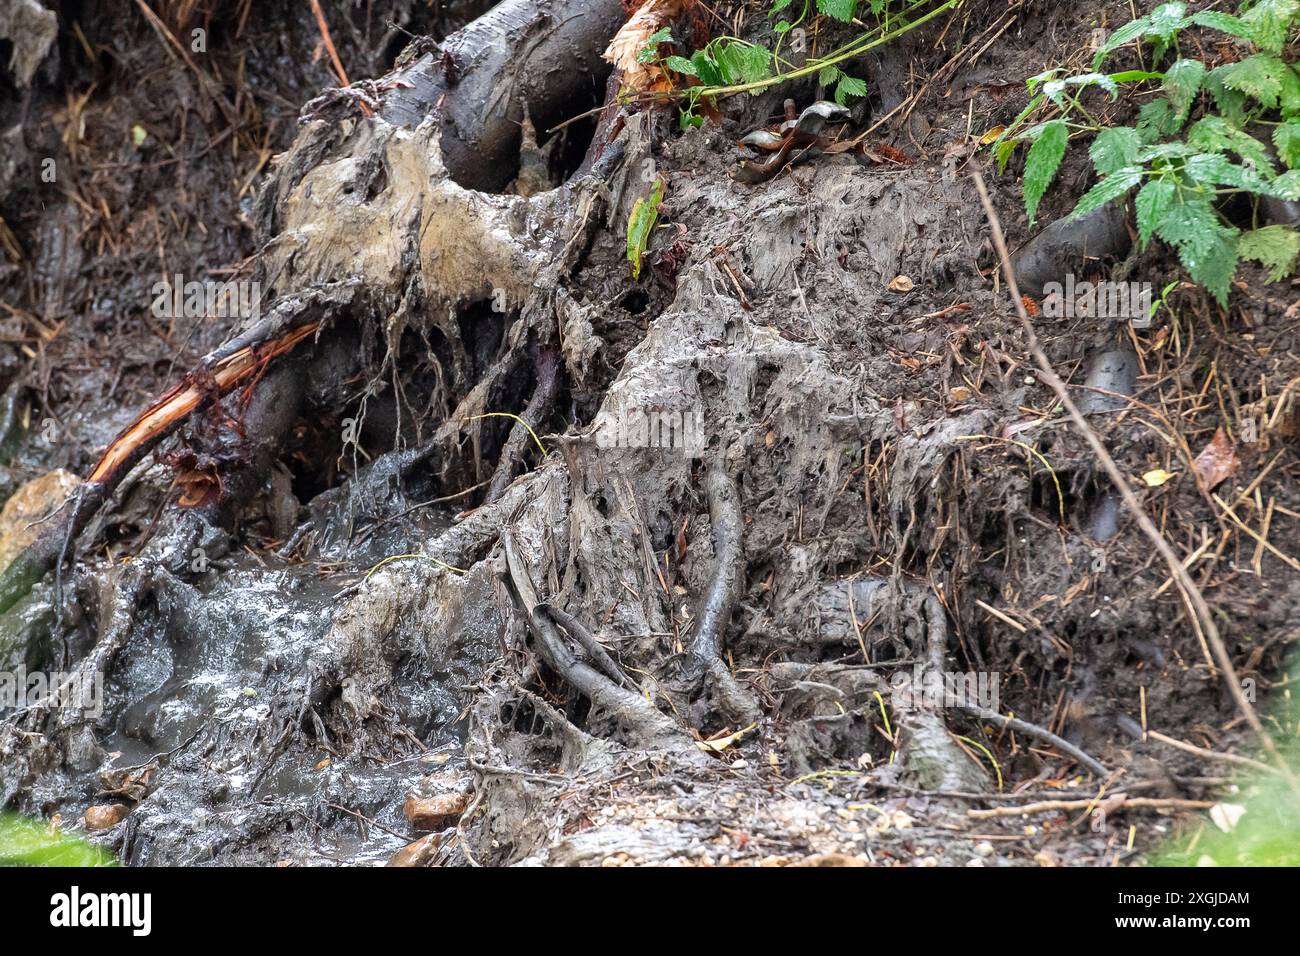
xmin=661 ymin=0 xmax=962 ymax=101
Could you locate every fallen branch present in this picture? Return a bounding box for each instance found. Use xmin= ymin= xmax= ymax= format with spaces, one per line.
xmin=971 ymin=168 xmax=1300 ymax=802
xmin=0 ymin=321 xmax=320 ymax=616
xmin=967 ymin=796 xmax=1216 ymax=820
xmin=1146 ymin=730 xmax=1276 ymax=775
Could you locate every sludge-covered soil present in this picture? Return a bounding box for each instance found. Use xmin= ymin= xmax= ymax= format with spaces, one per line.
xmin=0 ymin=0 xmax=1297 ymax=867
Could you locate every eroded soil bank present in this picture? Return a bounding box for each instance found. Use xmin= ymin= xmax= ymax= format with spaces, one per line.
xmin=1 ymin=0 xmax=1297 ymax=866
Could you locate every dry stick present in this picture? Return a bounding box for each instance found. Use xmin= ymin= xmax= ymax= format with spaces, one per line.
xmin=970 ymin=170 xmax=1300 ymax=802
xmin=956 ymin=703 xmax=1107 ymax=777
xmin=308 ymin=0 xmax=372 ymax=117
xmin=1147 ymin=729 xmax=1276 ymax=775
xmin=968 ymin=797 xmax=1215 ymax=820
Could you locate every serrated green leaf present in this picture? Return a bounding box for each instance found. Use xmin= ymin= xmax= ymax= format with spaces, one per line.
xmin=817 ymin=0 xmax=856 ymax=23
xmin=770 ymin=0 xmax=792 ymax=14
xmin=1218 ymin=54 xmax=1287 ymax=110
xmin=1269 ymin=169 xmax=1300 ymax=199
xmin=665 ymin=55 xmax=697 ymax=76
xmin=1137 ymin=98 xmax=1177 ymax=141
xmin=1275 ymin=120 xmax=1300 ymax=169
xmin=1185 ymin=152 xmax=1268 ymax=192
xmin=1281 ymin=64 xmax=1300 ymax=117
xmin=1023 ymin=119 xmax=1068 ymax=225
xmin=637 ymin=27 xmax=673 ymax=63
xmin=836 ymin=75 xmax=868 ymax=103
xmin=1205 ymin=68 xmax=1250 ymax=126
xmin=1071 ymin=167 xmax=1143 ymax=219
xmin=1093 ymin=15 xmax=1154 ymax=69
xmin=1135 ymin=178 xmax=1176 ymax=248
xmin=1189 ymin=10 xmax=1256 ymax=42
xmin=1186 ymin=115 xmax=1274 ymax=172
xmin=1163 ymin=59 xmax=1205 ymax=127
xmin=691 ymin=50 xmax=724 ymax=86
xmin=1090 ymin=126 xmax=1141 ymax=174
xmin=627 ymin=179 xmax=664 ymax=280
xmin=1238 ymin=224 xmax=1300 ymax=281
xmin=774 ymin=20 xmax=793 ymax=34
xmin=715 ymin=41 xmax=771 ymax=85
xmin=1240 ymin=0 xmax=1300 ymax=55
xmin=819 ymin=65 xmax=843 ymax=86
xmin=1154 ymin=198 xmax=1239 ymax=304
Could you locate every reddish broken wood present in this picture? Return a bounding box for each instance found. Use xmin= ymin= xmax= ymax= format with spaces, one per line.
xmin=0 ymin=321 xmax=321 ymax=616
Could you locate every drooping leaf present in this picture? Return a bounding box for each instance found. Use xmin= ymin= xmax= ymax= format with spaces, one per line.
xmin=1090 ymin=126 xmax=1141 ymax=174
xmin=1163 ymin=58 xmax=1206 ymax=127
xmin=1205 ymin=68 xmax=1250 ymax=126
xmin=835 ymin=75 xmax=869 ymax=105
xmin=0 ymin=814 xmax=117 ymax=867
xmin=1217 ymin=54 xmax=1288 ymax=110
xmin=1135 ymin=178 xmax=1176 ymax=248
xmin=1238 ymin=225 xmax=1300 ymax=281
xmin=1188 ymin=10 xmax=1256 ymax=42
xmin=1023 ymin=119 xmax=1069 ymax=225
xmin=1275 ymin=120 xmax=1300 ymax=168
xmin=1155 ymin=199 xmax=1239 ymax=305
xmin=715 ymin=41 xmax=771 ymax=85
xmin=1071 ymin=166 xmax=1143 ymax=219
xmin=1186 ymin=115 xmax=1275 ymax=172
xmin=1239 ymin=0 xmax=1300 ymax=55
xmin=1184 ymin=152 xmax=1269 ymax=192
xmin=691 ymin=49 xmax=724 ymax=86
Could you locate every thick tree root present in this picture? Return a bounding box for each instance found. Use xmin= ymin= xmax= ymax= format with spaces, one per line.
xmin=687 ymin=464 xmax=761 ymax=726
xmin=502 ymin=530 xmax=701 ymax=758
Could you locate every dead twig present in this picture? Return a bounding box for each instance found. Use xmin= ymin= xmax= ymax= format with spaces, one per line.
xmin=967 ymin=796 xmax=1215 ymax=820
xmin=956 ymin=703 xmax=1107 ymax=777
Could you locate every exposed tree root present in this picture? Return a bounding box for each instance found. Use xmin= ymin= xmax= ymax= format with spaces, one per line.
xmin=485 ymin=341 xmax=562 ymax=504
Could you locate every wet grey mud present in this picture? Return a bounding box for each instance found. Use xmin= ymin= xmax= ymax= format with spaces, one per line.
xmin=2 ymin=0 xmax=1298 ymax=867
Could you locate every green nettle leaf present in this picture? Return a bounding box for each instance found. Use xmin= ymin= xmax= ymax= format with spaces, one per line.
xmin=716 ymin=42 xmax=771 ymax=85
xmin=774 ymin=20 xmax=793 ymax=34
xmin=1275 ymin=120 xmax=1300 ymax=169
xmin=836 ymin=75 xmax=869 ymax=105
xmin=1163 ymin=59 xmax=1205 ymax=127
xmin=637 ymin=27 xmax=673 ymax=64
xmin=1188 ymin=10 xmax=1256 ymax=42
xmin=664 ymin=55 xmax=697 ymax=76
xmin=770 ymin=0 xmax=792 ymax=14
xmin=1093 ymin=15 xmax=1153 ymax=69
xmin=1239 ymin=0 xmax=1300 ymax=55
xmin=1186 ymin=115 xmax=1274 ymax=172
xmin=1218 ymin=54 xmax=1288 ymax=110
xmin=1090 ymin=126 xmax=1141 ymax=174
xmin=1281 ymin=65 xmax=1300 ymax=118
xmin=1155 ymin=199 xmax=1239 ymax=305
xmin=1135 ymin=178 xmax=1176 ymax=248
xmin=627 ymin=179 xmax=664 ymax=280
xmin=820 ymin=65 xmax=844 ymax=87
xmin=1023 ymin=119 xmax=1069 ymax=225
xmin=1238 ymin=225 xmax=1300 ymax=281
xmin=1071 ymin=166 xmax=1143 ymax=219
xmin=995 ymin=137 xmax=1018 ymax=174
xmin=1137 ymin=98 xmax=1177 ymax=142
xmin=1205 ymin=69 xmax=1250 ymax=126
xmin=1185 ymin=152 xmax=1268 ymax=192
xmin=817 ymin=0 xmax=856 ymax=23
xmin=691 ymin=50 xmax=724 ymax=86
xmin=1269 ymin=169 xmax=1300 ymax=200
xmin=1148 ymin=1 xmax=1191 ymax=60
